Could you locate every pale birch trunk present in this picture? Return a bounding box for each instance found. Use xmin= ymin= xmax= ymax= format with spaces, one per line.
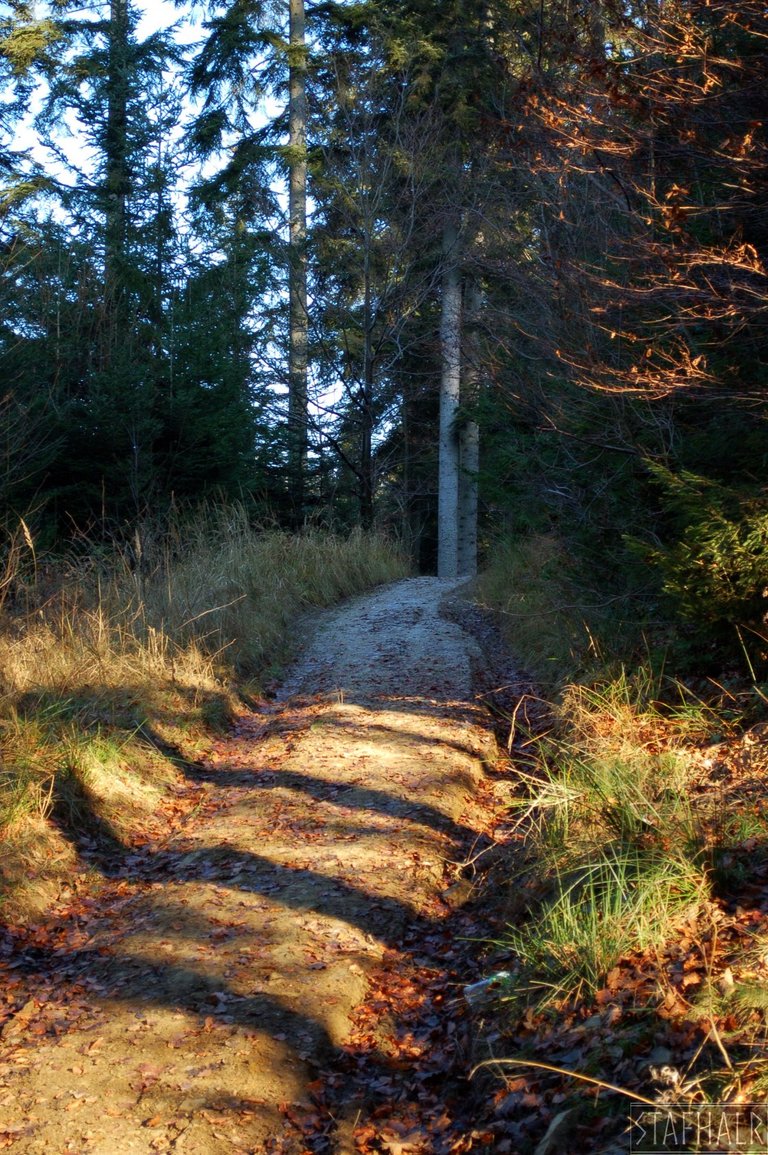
xmin=288 ymin=0 xmax=308 ymax=518
xmin=458 ymin=422 xmax=479 ymax=578
xmin=458 ymin=279 xmax=481 ymax=578
xmin=437 ymin=221 xmax=462 ymax=580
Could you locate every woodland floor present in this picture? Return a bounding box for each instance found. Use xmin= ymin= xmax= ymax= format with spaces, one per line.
xmin=0 ymin=577 xmax=523 ymax=1154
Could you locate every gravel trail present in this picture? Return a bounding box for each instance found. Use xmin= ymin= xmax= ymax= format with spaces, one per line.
xmin=278 ymin=577 xmax=483 ymax=702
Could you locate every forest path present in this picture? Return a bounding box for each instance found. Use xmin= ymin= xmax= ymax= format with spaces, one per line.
xmin=0 ymin=578 xmax=515 ymax=1154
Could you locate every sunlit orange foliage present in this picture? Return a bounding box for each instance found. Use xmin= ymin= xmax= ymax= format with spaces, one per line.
xmin=528 ymin=0 xmax=768 ymax=399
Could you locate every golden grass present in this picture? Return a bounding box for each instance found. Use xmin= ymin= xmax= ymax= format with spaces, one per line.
xmin=0 ymin=509 xmax=409 ymax=919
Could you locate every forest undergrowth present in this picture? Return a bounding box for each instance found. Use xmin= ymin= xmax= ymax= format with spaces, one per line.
xmin=472 ymin=535 xmax=768 ymax=1150
xmin=0 ymin=508 xmax=408 ymax=920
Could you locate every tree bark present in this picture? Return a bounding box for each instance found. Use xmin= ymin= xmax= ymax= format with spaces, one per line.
xmin=458 ymin=278 xmax=481 ymax=578
xmin=288 ymin=0 xmax=308 ymax=519
xmin=437 ymin=220 xmax=462 ymax=580
xmin=458 ymin=422 xmax=479 ymax=578
xmin=105 ymin=0 xmax=130 ymax=298
xmin=359 ymin=240 xmax=374 ymax=528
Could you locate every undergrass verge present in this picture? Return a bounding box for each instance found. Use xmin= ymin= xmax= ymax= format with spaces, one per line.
xmin=474 ymin=533 xmax=647 ymax=690
xmin=497 ymin=673 xmax=716 ymax=1011
xmin=473 ymin=534 xmax=768 ymax=1145
xmin=0 ymin=510 xmax=409 ymax=919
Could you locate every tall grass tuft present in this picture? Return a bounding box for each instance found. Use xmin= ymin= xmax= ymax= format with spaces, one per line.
xmin=475 ymin=526 xmax=674 ymax=693
xmin=475 ymin=534 xmax=625 ymax=687
xmin=505 ymin=845 xmax=705 ymax=1005
xmin=497 ymin=669 xmax=716 ymax=1010
xmin=137 ymin=507 xmax=409 ymax=673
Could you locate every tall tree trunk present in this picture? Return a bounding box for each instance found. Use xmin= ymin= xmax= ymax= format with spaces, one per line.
xmin=359 ymin=243 xmax=374 ymax=528
xmin=458 ymin=278 xmax=481 ymax=578
xmin=105 ymin=0 xmax=129 ymax=300
xmin=437 ymin=220 xmax=462 ymax=580
xmin=288 ymin=0 xmax=308 ymax=520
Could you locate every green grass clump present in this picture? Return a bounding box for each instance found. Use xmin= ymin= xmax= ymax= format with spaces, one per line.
xmin=505 ymin=845 xmax=705 ymax=1007
xmin=497 ymin=670 xmax=716 ymax=1010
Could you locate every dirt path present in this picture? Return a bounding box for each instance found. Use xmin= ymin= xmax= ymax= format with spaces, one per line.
xmin=0 ymin=578 xmax=515 ymax=1154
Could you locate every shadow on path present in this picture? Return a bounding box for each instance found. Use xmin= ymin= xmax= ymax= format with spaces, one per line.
xmin=176 ymin=763 xmax=480 ymax=844
xmin=2 ymin=936 xmax=338 ymax=1062
xmin=120 ymin=846 xmax=434 ymax=948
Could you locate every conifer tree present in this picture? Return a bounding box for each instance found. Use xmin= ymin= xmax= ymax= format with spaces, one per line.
xmin=287 ymin=0 xmax=308 ymax=519
xmin=0 ymin=0 xmax=264 ymax=535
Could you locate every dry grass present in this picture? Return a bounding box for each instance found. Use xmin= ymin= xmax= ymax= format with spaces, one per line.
xmin=474 ymin=534 xmax=594 ymax=686
xmin=475 ymin=532 xmax=646 ymax=689
xmin=499 ymin=672 xmax=716 ymax=1007
xmin=0 ymin=509 xmax=409 ymax=919
xmin=486 ymin=672 xmax=768 ymax=1120
xmin=472 ymin=533 xmax=768 ymax=1120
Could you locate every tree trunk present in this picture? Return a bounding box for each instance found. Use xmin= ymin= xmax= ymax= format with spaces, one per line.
xmin=458 ymin=278 xmax=481 ymax=578
xmin=359 ymin=243 xmax=374 ymax=528
xmin=458 ymin=421 xmax=479 ymax=578
xmin=437 ymin=221 xmax=462 ymax=580
xmin=105 ymin=0 xmax=130 ymax=299
xmin=288 ymin=0 xmax=308 ymax=520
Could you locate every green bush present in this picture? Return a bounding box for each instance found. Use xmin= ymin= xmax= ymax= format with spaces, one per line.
xmin=640 ymin=465 xmax=768 ymax=655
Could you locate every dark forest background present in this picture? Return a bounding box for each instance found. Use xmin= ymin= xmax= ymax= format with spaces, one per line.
xmin=2 ymin=0 xmax=767 ymax=679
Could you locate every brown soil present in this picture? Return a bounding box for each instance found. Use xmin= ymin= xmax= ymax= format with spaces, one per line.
xmin=0 ymin=578 xmax=521 ymax=1154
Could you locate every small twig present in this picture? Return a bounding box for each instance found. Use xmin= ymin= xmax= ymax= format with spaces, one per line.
xmin=508 ymin=695 xmax=528 ymax=751
xmin=518 ymin=727 xmax=554 ymax=749
xmin=707 ymin=1017 xmax=734 ymax=1073
xmin=177 ymin=594 xmax=248 ymax=632
xmin=40 ymin=773 xmax=56 ymax=818
xmin=440 ymin=832 xmax=500 ymax=873
xmin=735 ymin=625 xmax=759 ymax=685
xmin=458 ymin=842 xmax=500 ymax=872
xmin=470 ymin=1057 xmax=663 ymax=1108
